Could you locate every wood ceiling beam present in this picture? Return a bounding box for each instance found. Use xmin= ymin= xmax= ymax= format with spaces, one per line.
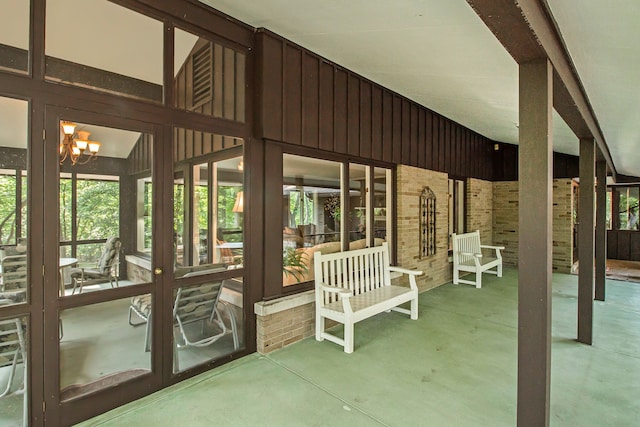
xmin=466 ymin=0 xmax=617 ymax=180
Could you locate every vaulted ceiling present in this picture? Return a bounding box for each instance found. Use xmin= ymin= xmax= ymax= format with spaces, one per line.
xmin=200 ymin=0 xmax=640 ymax=179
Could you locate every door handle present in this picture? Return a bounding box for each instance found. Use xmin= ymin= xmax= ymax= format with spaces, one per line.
xmin=154 ymin=268 xmax=163 ymax=275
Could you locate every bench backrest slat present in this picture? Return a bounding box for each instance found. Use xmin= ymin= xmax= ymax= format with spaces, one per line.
xmin=315 ymin=242 xmax=391 ymax=297
xmin=452 ymin=230 xmax=481 ymax=264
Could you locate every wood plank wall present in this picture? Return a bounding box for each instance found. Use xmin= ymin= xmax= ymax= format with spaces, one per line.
xmin=128 ymin=133 xmax=153 ymax=175
xmin=173 ymin=128 xmax=242 ymax=163
xmin=174 ymin=38 xmax=246 ymax=123
xmin=493 ymin=142 xmax=580 ymax=181
xmin=256 ymin=30 xmax=495 ymax=181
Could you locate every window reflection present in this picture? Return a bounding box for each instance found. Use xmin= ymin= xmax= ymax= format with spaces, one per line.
xmin=58 ymin=121 xmax=153 ymax=296
xmin=0 ymin=0 xmax=29 ymax=73
xmin=173 ymin=128 xmax=243 ymax=277
xmin=282 ymin=155 xmax=342 ymax=286
xmin=0 ymin=315 xmax=28 ymax=425
xmin=0 ymin=96 xmax=28 ymax=307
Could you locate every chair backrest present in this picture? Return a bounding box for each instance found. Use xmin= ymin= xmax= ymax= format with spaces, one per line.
xmin=173 ymin=281 xmax=223 ymax=326
xmin=0 ymin=317 xmax=26 ymax=370
xmin=97 ymin=237 xmax=121 ymax=274
xmin=1 ymin=255 xmax=27 ymax=292
xmin=314 ymin=242 xmax=391 ymax=303
xmin=452 ymin=230 xmax=481 ymax=265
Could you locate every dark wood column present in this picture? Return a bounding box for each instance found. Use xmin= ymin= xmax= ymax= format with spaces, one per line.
xmin=578 ymin=138 xmax=595 ymax=344
xmin=518 ymin=58 xmax=553 ymax=427
xmin=595 ymin=159 xmax=607 ymax=301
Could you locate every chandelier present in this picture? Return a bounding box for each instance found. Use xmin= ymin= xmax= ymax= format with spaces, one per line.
xmin=59 ymin=121 xmax=101 ymax=165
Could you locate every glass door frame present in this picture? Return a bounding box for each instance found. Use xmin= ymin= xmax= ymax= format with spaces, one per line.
xmin=42 ymin=106 xmax=166 ymax=425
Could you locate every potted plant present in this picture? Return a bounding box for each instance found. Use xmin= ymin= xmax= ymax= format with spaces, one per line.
xmin=282 ymin=247 xmax=308 ymax=282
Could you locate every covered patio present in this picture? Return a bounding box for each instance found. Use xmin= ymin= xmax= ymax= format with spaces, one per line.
xmin=80 ymin=269 xmax=640 ymax=426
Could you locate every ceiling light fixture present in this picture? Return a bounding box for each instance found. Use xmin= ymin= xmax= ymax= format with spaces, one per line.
xmin=59 ymin=121 xmax=101 ymax=165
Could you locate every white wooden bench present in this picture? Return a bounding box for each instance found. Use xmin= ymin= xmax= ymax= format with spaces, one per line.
xmin=452 ymin=230 xmax=504 ymax=288
xmin=314 ymin=242 xmax=422 ymax=353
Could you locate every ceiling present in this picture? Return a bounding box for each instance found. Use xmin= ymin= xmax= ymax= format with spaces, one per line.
xmin=200 ymin=0 xmax=640 ymax=178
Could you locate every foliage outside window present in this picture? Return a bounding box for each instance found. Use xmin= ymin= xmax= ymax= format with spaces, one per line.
xmin=610 ymin=186 xmax=639 ymax=231
xmin=0 ymin=171 xmax=18 ymax=245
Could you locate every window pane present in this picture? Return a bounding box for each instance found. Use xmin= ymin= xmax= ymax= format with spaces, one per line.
xmin=45 ymin=0 xmax=163 ymax=102
xmin=58 ymin=120 xmax=152 ymax=296
xmin=0 ymin=0 xmax=29 ymax=73
xmin=617 ymin=186 xmax=639 ymax=231
xmin=0 ymin=315 xmax=28 ymax=425
xmin=174 ymin=28 xmax=246 ymax=122
xmin=172 ymin=278 xmax=244 ymax=373
xmin=283 ymin=155 xmax=342 ymax=286
xmin=76 ymin=177 xmax=119 ymax=241
xmin=348 ymin=164 xmax=368 ymax=244
xmin=374 ymin=167 xmax=391 ymax=247
xmin=0 ymin=96 xmax=28 ymax=307
xmin=173 ymin=128 xmax=243 ymax=277
xmin=60 ymin=296 xmax=151 ymax=400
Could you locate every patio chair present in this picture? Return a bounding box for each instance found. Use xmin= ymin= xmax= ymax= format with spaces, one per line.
xmin=70 ymin=237 xmax=121 ymax=294
xmin=128 ymin=279 xmax=239 ymax=371
xmin=1 ymin=254 xmax=27 ymax=292
xmin=0 ymin=316 xmax=27 ymax=427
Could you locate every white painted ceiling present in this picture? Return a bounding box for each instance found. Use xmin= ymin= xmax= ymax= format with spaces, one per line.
xmin=1 ymin=1 xmax=637 ymax=177
xmin=200 ymin=0 xmax=640 ymax=178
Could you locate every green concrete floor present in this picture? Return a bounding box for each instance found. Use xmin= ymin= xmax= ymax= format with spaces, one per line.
xmin=79 ymin=268 xmax=640 ymax=426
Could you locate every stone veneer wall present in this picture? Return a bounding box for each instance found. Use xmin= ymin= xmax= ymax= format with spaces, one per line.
xmin=396 ymin=165 xmax=451 ymax=291
xmin=466 ymin=178 xmax=493 ymax=244
xmin=492 ymin=179 xmax=574 ymax=273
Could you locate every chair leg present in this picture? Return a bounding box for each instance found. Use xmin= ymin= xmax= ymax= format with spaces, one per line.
xmin=498 ymin=263 xmax=503 ymax=277
xmin=410 ymin=298 xmax=418 ymax=320
xmin=476 ymin=272 xmax=482 ymax=289
xmin=344 ymin=321 xmax=354 ymax=354
xmin=144 ymin=313 xmax=151 ymax=352
xmin=315 ymin=313 xmax=325 ymax=341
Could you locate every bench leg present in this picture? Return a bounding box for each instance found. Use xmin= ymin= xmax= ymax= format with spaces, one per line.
xmin=453 ymin=267 xmax=459 ymax=285
xmin=315 ymin=314 xmax=325 ymax=342
xmin=476 ymin=272 xmax=482 ymax=289
xmin=410 ymin=298 xmax=418 ymax=320
xmin=498 ymin=263 xmax=503 ymax=278
xmin=344 ymin=321 xmax=354 ymax=354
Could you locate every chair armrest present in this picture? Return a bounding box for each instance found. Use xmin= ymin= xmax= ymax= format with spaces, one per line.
xmin=460 ymin=252 xmax=482 ymax=258
xmin=480 ymin=245 xmax=505 ymax=251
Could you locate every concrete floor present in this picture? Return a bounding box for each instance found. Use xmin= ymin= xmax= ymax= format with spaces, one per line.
xmin=79 ymin=268 xmax=640 ymax=427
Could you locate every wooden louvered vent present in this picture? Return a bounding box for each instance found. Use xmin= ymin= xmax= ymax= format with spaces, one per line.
xmin=191 ymin=44 xmax=212 ymax=109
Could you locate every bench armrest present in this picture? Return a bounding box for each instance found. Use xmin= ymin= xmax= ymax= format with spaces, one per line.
xmin=480 ymin=245 xmax=505 ymax=251
xmin=387 ymin=266 xmax=423 ymax=291
xmin=320 ymin=284 xmax=352 ymax=298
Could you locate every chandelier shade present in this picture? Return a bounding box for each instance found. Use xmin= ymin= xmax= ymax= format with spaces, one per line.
xmin=59 ymin=121 xmax=101 ymax=165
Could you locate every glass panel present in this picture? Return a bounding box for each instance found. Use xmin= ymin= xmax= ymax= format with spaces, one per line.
xmin=0 ymin=0 xmax=29 ymax=73
xmin=0 ymin=315 xmax=28 ymax=425
xmin=45 ymin=0 xmax=163 ymax=102
xmin=172 ymin=277 xmax=244 ymax=373
xmin=174 ymin=28 xmax=246 ymax=122
xmin=173 ymin=128 xmax=244 ymax=277
xmin=617 ymin=186 xmax=639 ymax=231
xmin=606 ymin=190 xmax=612 ymax=230
xmin=0 ymin=96 xmax=28 ymax=307
xmin=373 ymin=167 xmax=391 ymax=247
xmin=282 ymin=155 xmax=342 ymax=286
xmin=59 ymin=296 xmax=151 ymax=400
xmin=348 ymin=164 xmax=368 ymax=244
xmin=58 ymin=120 xmax=152 ymax=296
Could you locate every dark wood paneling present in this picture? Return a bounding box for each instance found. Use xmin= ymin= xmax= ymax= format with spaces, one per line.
xmin=371 ymin=86 xmax=382 ymax=161
xmin=259 ymin=33 xmax=283 ymax=140
xmin=283 ymin=44 xmax=302 ymax=145
xmin=607 ymin=230 xmax=618 ymax=259
xmin=334 ymin=69 xmax=348 ymax=154
xmin=417 ymin=108 xmax=426 ymax=169
xmin=392 ymin=95 xmax=402 ymax=164
xmin=256 ymin=31 xmax=502 ymax=181
xmin=319 ymin=62 xmax=334 ymax=152
xmin=618 ymin=231 xmax=631 ymax=260
xmin=382 ymin=91 xmax=393 ymax=163
xmin=359 ymin=81 xmax=372 ymax=159
xmin=347 ymin=74 xmax=360 ymax=156
xmin=302 ymin=53 xmax=319 ymax=148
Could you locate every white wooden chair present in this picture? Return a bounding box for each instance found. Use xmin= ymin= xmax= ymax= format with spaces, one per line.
xmin=452 ymin=230 xmax=504 ymax=288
